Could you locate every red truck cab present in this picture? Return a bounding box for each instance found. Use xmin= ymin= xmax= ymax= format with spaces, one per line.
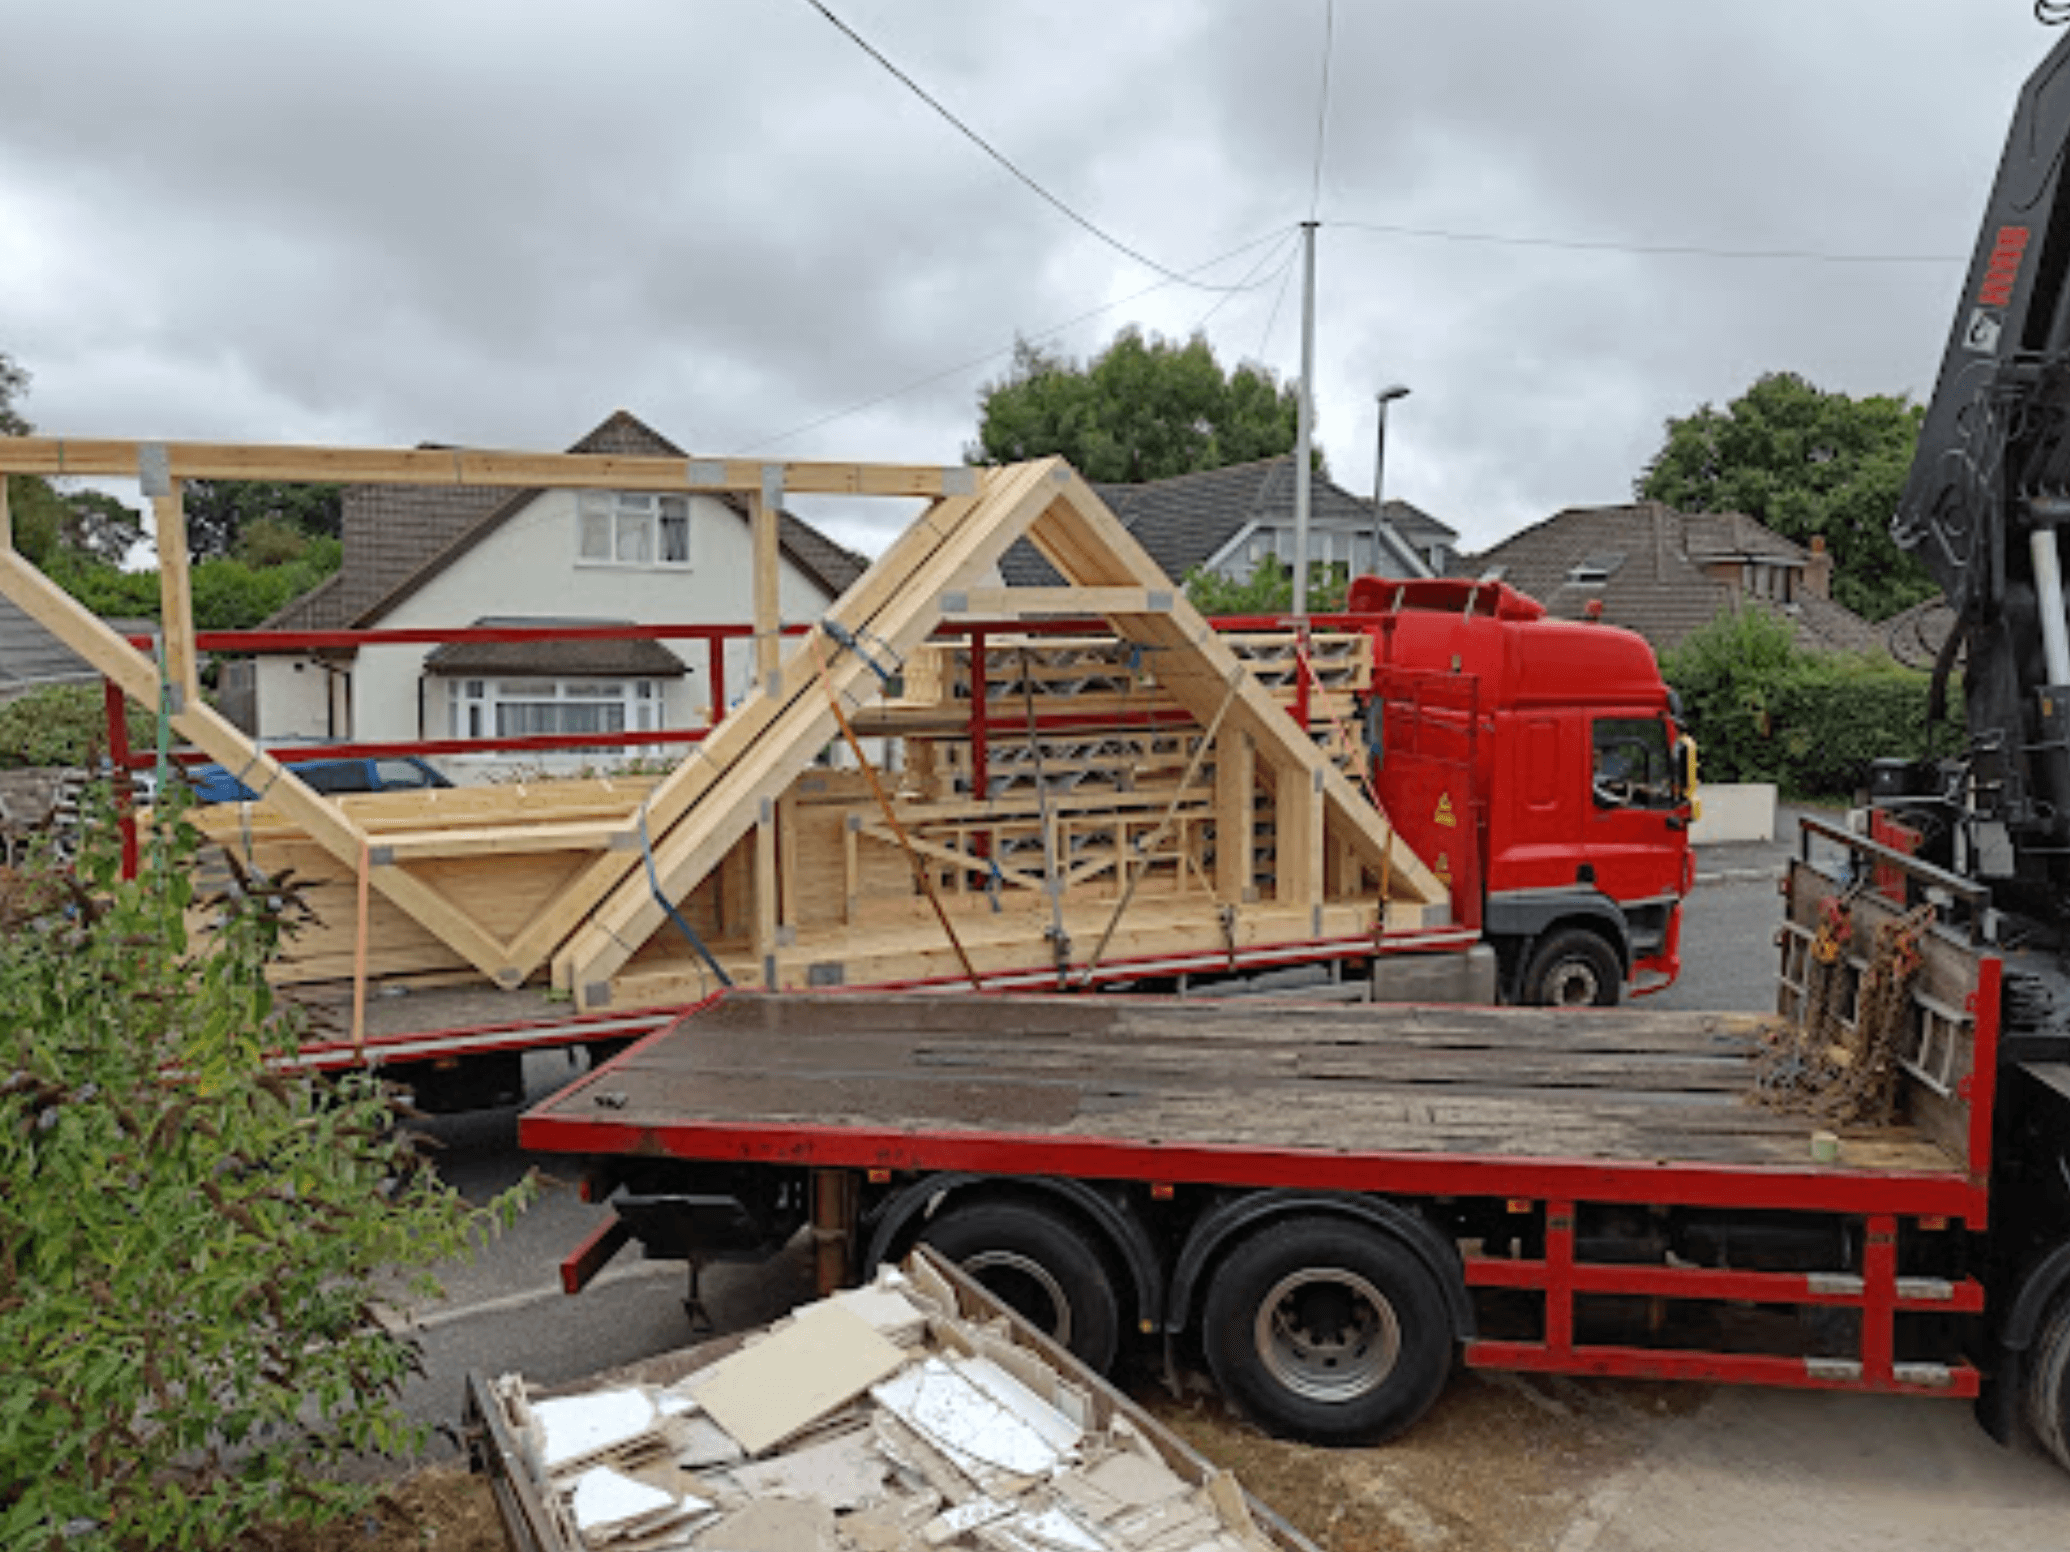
xmin=1346 ymin=576 xmax=1695 ymax=1005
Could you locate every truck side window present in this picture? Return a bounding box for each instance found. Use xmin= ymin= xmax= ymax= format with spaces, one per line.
xmin=1592 ymin=718 xmax=1674 ymax=809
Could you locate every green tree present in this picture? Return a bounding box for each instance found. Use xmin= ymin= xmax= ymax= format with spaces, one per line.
xmin=1637 ymin=372 xmax=1933 ymax=622
xmin=1184 ymin=554 xmax=1348 ymax=615
xmin=0 ymin=799 xmax=532 ymax=1548
xmin=970 ymin=328 xmax=1309 ymax=482
xmin=0 ymin=352 xmax=29 ymax=437
xmin=181 ymin=479 xmax=343 ymax=561
xmin=2 ymin=351 xmax=65 ymax=566
xmin=1 ymin=351 xmax=145 ymax=571
xmin=1658 ymin=606 xmax=1806 ymax=784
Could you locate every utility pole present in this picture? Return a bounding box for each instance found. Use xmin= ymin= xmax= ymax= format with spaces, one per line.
xmin=1292 ymin=221 xmax=1318 ymax=616
xmin=1373 ymin=384 xmax=1410 ymax=576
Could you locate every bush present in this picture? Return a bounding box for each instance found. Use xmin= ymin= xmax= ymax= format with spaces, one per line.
xmin=1658 ymin=608 xmax=1802 ymax=785
xmin=1660 ymin=607 xmax=1956 ymax=796
xmin=0 ymin=795 xmax=531 ymax=1548
xmin=0 ymin=684 xmax=156 ymax=770
xmin=1184 ymin=554 xmax=1349 ymax=615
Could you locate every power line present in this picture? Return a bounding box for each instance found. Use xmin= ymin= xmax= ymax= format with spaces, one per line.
xmin=1193 ymin=226 xmax=1302 ymax=334
xmin=1257 ymin=238 xmax=1301 ymax=363
xmin=802 ymin=0 xmax=1252 ymax=292
xmin=741 ymin=226 xmax=1299 ymax=454
xmin=1331 ymin=218 xmax=1963 ymax=265
xmin=1307 ymin=0 xmax=1335 ymax=223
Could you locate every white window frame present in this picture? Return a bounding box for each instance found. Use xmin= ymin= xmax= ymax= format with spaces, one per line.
xmin=447 ymin=676 xmax=662 ymax=753
xmin=577 ymin=491 xmax=692 ymax=570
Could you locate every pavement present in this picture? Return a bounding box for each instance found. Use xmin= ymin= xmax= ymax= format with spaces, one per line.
xmin=1692 ymin=802 xmax=1819 ymax=886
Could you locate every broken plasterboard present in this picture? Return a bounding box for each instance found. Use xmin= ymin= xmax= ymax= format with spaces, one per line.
xmin=533 ymin=1388 xmax=663 ymax=1474
xmin=688 ymin=1302 xmax=907 ymax=1456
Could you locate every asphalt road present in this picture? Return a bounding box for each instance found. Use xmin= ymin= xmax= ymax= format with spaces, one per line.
xmin=387 ymin=862 xmax=2070 ymax=1545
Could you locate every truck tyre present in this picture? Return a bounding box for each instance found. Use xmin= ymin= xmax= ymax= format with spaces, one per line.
xmin=1521 ymin=927 xmax=1621 ymax=1007
xmin=1201 ymin=1216 xmax=1452 ymax=1445
xmin=917 ymin=1200 xmax=1122 ymax=1373
xmin=2028 ymin=1292 xmax=2070 ymax=1472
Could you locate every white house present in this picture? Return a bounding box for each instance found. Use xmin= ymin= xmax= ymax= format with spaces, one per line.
xmin=256 ymin=412 xmax=868 ymax=773
xmin=997 ymin=454 xmax=1455 ymax=592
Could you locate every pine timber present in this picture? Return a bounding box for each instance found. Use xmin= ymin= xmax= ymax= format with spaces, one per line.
xmin=537 ymin=468 xmax=1033 ymax=991
xmin=0 ymin=436 xmax=970 ymax=498
xmin=154 ymin=488 xmax=199 ymax=709
xmin=557 ymin=460 xmax=1066 ymax=1003
xmin=1025 ymin=474 xmax=1443 ymax=901
xmin=0 ymin=549 xmax=512 ymax=980
xmin=2 ymin=432 xmax=1460 ymax=1013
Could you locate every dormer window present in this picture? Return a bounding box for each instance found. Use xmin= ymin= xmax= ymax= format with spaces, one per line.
xmin=579 ymin=492 xmax=691 ymax=568
xmin=1566 ymin=551 xmax=1625 ymax=585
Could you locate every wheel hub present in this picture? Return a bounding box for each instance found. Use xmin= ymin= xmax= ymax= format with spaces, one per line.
xmin=1254 ymin=1266 xmax=1401 ymax=1402
xmin=1547 ymin=961 xmax=1600 ymax=1005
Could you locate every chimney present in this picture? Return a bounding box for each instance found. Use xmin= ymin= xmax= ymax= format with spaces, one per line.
xmin=1804 ymin=535 xmax=1832 ymax=601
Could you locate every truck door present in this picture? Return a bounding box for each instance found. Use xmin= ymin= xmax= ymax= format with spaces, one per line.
xmin=1585 ymin=714 xmax=1689 ymax=920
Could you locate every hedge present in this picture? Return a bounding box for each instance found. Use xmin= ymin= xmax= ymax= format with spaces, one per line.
xmin=1659 ymin=607 xmax=1959 ymax=798
xmin=0 ymin=684 xmax=157 ymax=770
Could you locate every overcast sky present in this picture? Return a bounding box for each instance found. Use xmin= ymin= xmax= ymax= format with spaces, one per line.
xmin=0 ymin=2 xmax=2059 ymax=559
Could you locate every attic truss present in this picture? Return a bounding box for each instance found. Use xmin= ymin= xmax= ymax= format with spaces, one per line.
xmin=0 ymin=438 xmax=1445 ymax=1012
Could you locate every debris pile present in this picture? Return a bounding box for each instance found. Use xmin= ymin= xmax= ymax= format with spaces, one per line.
xmin=486 ymin=1260 xmax=1283 ymax=1552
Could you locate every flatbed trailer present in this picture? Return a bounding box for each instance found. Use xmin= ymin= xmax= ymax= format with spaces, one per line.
xmin=520 ymin=827 xmax=2070 ymax=1463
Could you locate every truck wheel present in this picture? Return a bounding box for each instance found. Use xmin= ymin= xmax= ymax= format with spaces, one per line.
xmin=1522 ymin=928 xmax=1621 ymax=1007
xmin=917 ymin=1200 xmax=1122 ymax=1373
xmin=1202 ymin=1216 xmax=1453 ymax=1445
xmin=2028 ymin=1292 xmax=2070 ymax=1472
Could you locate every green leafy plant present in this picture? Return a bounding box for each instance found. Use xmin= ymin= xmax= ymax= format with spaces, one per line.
xmin=1184 ymin=554 xmax=1348 ymax=615
xmin=0 ymin=792 xmax=532 ymax=1548
xmin=0 ymin=684 xmax=156 ymax=770
xmin=969 ymin=328 xmax=1309 ymax=482
xmin=1661 ymin=606 xmax=1957 ymax=794
xmin=1637 ymin=371 xmax=1933 ymax=621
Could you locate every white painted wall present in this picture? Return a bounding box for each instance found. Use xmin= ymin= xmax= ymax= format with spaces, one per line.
xmin=1689 ymin=782 xmax=1777 ymax=844
xmin=253 ymin=657 xmax=335 ymax=741
xmin=267 ymin=490 xmax=840 ymax=766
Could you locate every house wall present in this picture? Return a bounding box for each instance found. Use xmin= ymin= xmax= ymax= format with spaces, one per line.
xmin=1205 ymin=517 xmax=1427 ymax=584
xmin=253 ymin=657 xmax=340 ymax=742
xmin=286 ymin=490 xmax=836 ymax=767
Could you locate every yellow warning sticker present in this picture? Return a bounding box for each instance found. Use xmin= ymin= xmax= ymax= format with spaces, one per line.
xmin=1434 ymin=792 xmax=1457 ymax=828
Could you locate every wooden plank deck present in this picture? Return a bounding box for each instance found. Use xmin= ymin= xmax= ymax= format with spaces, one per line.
xmin=533 ymin=992 xmax=1958 ymax=1177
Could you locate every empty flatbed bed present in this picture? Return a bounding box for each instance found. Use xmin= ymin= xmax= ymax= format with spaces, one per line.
xmin=522 ymin=991 xmax=1973 ymax=1216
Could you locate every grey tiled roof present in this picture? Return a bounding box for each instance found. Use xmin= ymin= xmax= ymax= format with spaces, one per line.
xmin=1380 ymin=499 xmax=1457 ymax=548
xmin=266 ymin=411 xmax=868 ymax=631
xmin=1466 ymin=502 xmax=1883 ymax=656
xmin=0 ymin=601 xmax=156 ymax=697
xmin=0 ymin=596 xmax=99 ymax=691
xmin=1000 ymin=454 xmax=1427 ymax=586
xmin=1681 ymin=511 xmax=1808 ymax=563
xmin=422 ymin=619 xmax=690 ymax=678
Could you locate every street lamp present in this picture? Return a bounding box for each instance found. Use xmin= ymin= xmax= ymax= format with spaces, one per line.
xmin=1373 ymin=385 xmax=1411 ymax=578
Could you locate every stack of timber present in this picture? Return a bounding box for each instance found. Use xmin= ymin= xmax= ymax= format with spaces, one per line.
xmin=0 ymin=436 xmax=1449 ymax=1018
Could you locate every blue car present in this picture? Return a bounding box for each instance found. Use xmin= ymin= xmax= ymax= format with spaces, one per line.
xmin=186 ymin=754 xmax=452 ymax=803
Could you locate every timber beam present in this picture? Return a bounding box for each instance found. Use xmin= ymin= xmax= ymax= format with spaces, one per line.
xmin=0 ymin=435 xmax=976 ymax=500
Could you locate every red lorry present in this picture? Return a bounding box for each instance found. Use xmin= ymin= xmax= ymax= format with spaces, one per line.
xmin=1349 ymin=574 xmax=1693 ymax=1008
xmin=116 ymin=590 xmax=1692 ymax=1115
xmin=522 ymin=819 xmax=2070 ymax=1469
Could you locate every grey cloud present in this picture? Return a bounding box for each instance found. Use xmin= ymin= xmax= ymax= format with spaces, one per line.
xmin=0 ymin=1 xmax=2058 ymax=560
